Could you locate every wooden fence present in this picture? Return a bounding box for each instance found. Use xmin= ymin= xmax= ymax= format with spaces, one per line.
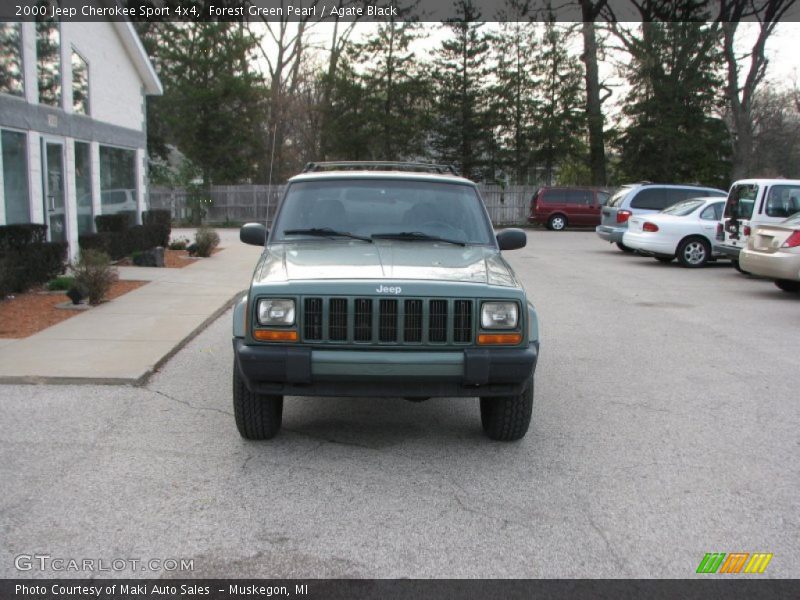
xmin=149 ymin=184 xmax=537 ymax=227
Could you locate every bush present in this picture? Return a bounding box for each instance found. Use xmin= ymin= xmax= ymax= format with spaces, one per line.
xmin=0 ymin=236 xmax=67 ymax=295
xmin=168 ymin=237 xmax=189 ymax=251
xmin=79 ymin=232 xmax=127 ymax=261
xmin=194 ymin=227 xmax=220 ymax=257
xmin=0 ymin=223 xmax=48 ymax=251
xmin=143 ymin=210 xmax=172 ymax=247
xmin=73 ymin=250 xmax=118 ymax=305
xmin=94 ymin=214 xmax=130 ymax=234
xmin=47 ymin=276 xmax=75 ymax=291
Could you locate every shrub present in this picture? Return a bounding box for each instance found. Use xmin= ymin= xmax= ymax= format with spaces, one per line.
xmin=79 ymin=232 xmax=127 ymax=261
xmin=0 ymin=224 xmax=48 ymax=251
xmin=94 ymin=214 xmax=130 ymax=233
xmin=194 ymin=227 xmax=220 ymax=257
xmin=73 ymin=250 xmax=118 ymax=305
xmin=143 ymin=209 xmax=172 ymax=246
xmin=0 ymin=236 xmax=67 ymax=294
xmin=47 ymin=276 xmax=75 ymax=291
xmin=168 ymin=237 xmax=189 ymax=251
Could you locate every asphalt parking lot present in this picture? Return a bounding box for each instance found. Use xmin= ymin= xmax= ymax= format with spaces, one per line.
xmin=1 ymin=230 xmax=797 ymax=578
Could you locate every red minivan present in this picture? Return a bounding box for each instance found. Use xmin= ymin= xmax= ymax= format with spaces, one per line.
xmin=528 ymin=187 xmax=610 ymax=230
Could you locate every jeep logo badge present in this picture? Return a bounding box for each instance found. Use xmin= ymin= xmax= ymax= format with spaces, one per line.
xmin=376 ymin=285 xmax=402 ymax=294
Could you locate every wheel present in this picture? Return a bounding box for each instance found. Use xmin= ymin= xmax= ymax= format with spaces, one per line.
xmin=732 ymin=259 xmax=751 ymax=275
xmin=233 ymin=361 xmax=283 ymax=440
xmin=479 ymin=374 xmax=533 ymax=441
xmin=547 ymin=215 xmax=567 ymax=231
xmin=677 ymin=237 xmax=711 ymax=268
xmin=655 ymin=256 xmax=674 ymax=263
xmin=616 ymin=241 xmax=634 ymax=252
xmin=775 ymin=280 xmax=800 ymax=293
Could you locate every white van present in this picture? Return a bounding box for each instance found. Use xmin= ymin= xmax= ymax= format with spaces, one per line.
xmin=716 ymin=178 xmax=800 ymax=271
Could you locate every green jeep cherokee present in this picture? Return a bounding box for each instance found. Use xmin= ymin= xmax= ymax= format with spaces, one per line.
xmin=233 ymin=162 xmax=539 ymax=441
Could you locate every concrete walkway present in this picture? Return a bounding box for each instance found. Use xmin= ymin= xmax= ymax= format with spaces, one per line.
xmin=0 ymin=228 xmax=261 ymax=384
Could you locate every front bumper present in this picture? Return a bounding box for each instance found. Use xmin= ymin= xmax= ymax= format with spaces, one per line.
xmin=596 ymin=224 xmax=625 ymax=243
xmin=233 ymin=339 xmax=539 ymax=397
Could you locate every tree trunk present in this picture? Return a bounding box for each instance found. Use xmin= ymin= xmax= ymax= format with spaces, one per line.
xmin=581 ymin=18 xmax=606 ymax=186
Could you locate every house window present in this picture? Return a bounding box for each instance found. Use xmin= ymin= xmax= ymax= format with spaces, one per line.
xmin=75 ymin=141 xmax=93 ymax=233
xmin=71 ymin=51 xmax=89 ymax=114
xmin=99 ymin=145 xmax=137 ymax=221
xmin=0 ymin=23 xmax=24 ymax=97
xmin=2 ymin=130 xmax=31 ymax=224
xmin=37 ymin=20 xmax=61 ymax=107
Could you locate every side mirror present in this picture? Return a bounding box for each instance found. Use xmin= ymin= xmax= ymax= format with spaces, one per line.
xmin=240 ymin=222 xmax=268 ymax=246
xmin=496 ymin=228 xmax=527 ymax=251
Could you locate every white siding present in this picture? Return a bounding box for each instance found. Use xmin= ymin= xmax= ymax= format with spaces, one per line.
xmin=61 ymin=21 xmax=145 ymax=133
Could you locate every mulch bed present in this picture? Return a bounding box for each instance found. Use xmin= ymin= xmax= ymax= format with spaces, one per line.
xmin=0 ymin=280 xmax=148 ymax=339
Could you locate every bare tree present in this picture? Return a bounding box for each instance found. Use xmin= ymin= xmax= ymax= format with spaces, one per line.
xmin=716 ymin=0 xmax=797 ymax=179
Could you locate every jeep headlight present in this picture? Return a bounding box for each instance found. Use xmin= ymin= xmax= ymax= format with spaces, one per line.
xmin=481 ymin=301 xmax=518 ymax=329
xmin=257 ymin=299 xmax=295 ymax=326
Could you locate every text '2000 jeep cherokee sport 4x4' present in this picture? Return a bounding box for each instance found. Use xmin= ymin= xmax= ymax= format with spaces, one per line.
xmin=233 ymin=162 xmax=540 ymax=441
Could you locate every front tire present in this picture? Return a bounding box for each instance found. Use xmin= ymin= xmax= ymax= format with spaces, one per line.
xmin=677 ymin=237 xmax=711 ymax=268
xmin=233 ymin=361 xmax=283 ymax=440
xmin=548 ymin=215 xmax=567 ymax=231
xmin=480 ymin=375 xmax=533 ymax=441
xmin=775 ymin=279 xmax=800 ymax=293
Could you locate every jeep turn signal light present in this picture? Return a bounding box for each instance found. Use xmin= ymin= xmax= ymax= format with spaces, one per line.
xmin=254 ymin=329 xmax=298 ymax=342
xmin=478 ymin=333 xmax=522 ymax=345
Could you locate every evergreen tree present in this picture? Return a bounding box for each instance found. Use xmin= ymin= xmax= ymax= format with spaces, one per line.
xmin=430 ymin=0 xmax=494 ymax=181
xmin=615 ymin=19 xmax=731 ymax=188
xmin=491 ymin=1 xmax=540 ymax=184
xmin=136 ymin=22 xmax=267 ymax=186
xmin=534 ymin=21 xmax=586 ymax=185
xmin=351 ymin=17 xmax=432 ymax=160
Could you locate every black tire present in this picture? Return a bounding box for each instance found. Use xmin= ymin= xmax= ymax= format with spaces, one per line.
xmin=676 ymin=237 xmax=711 ymax=268
xmin=655 ymin=256 xmax=674 ymax=263
xmin=233 ymin=361 xmax=283 ymax=440
xmin=479 ymin=375 xmax=533 ymax=441
xmin=616 ymin=241 xmax=634 ymax=253
xmin=548 ymin=214 xmax=567 ymax=231
xmin=775 ymin=279 xmax=800 ymax=293
xmin=732 ymin=259 xmax=751 ymax=275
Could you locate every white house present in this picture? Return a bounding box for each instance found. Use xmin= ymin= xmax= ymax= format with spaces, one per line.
xmin=0 ymin=19 xmax=162 ymax=260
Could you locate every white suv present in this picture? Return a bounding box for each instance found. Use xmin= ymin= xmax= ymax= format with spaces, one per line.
xmin=716 ymin=179 xmax=800 ymax=272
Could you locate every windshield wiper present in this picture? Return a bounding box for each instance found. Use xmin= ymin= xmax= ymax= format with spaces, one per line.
xmin=283 ymin=228 xmax=372 ymax=242
xmin=371 ymin=231 xmax=466 ymax=246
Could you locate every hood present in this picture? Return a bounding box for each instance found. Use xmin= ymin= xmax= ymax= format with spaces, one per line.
xmin=254 ymin=240 xmax=518 ymax=287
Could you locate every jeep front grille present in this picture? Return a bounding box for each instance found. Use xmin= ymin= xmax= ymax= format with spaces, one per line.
xmin=300 ymin=297 xmax=475 ymax=345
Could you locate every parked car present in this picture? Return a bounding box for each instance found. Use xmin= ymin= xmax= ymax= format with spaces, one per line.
xmin=716 ymin=178 xmax=800 ymax=273
xmin=622 ymin=197 xmax=726 ymax=267
xmin=739 ymin=212 xmax=800 ymax=293
xmin=234 ymin=161 xmax=539 ymax=441
xmin=596 ymin=183 xmax=726 ymax=251
xmin=528 ymin=186 xmax=609 ymax=230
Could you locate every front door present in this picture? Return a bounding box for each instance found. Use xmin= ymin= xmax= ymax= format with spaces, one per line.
xmin=42 ymin=140 xmax=67 ymax=243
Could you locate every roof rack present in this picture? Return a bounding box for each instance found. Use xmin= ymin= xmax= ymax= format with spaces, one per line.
xmin=302 ymin=161 xmax=460 ymax=175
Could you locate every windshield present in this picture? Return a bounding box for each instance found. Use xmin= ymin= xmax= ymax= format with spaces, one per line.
xmin=662 ymin=199 xmax=704 ymax=216
xmin=724 ymin=184 xmax=758 ymax=220
xmin=606 ymin=186 xmax=633 ymax=208
xmin=272 ymin=179 xmax=495 ymax=244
